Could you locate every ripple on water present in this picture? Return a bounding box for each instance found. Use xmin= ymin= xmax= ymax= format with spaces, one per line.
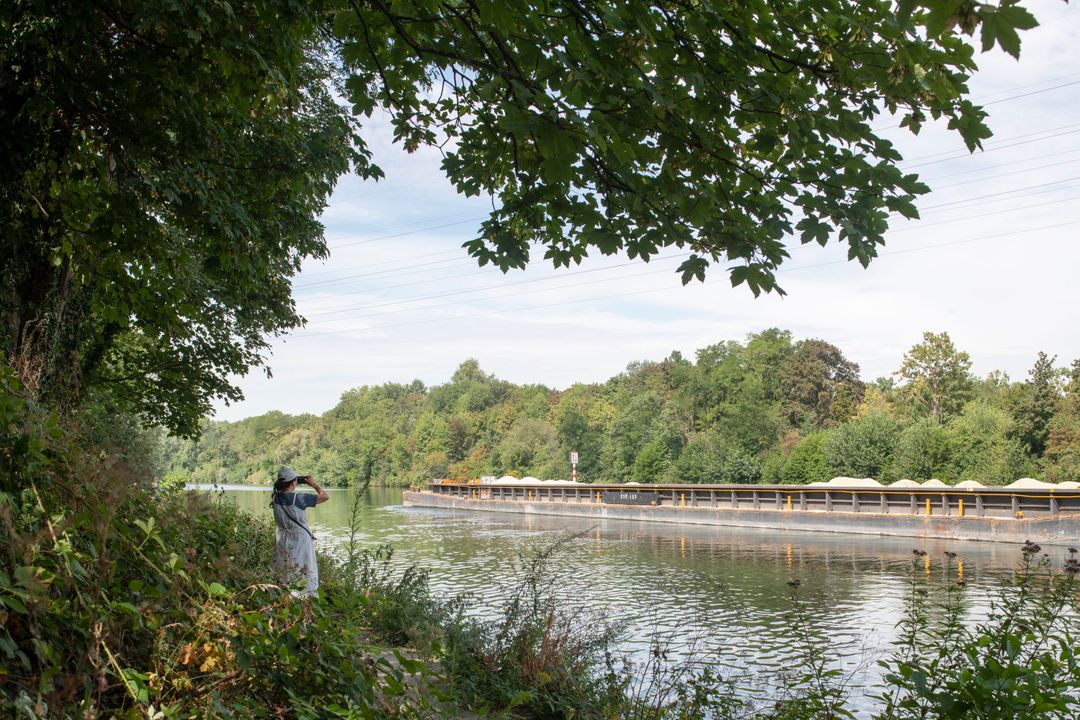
xmin=218 ymin=487 xmax=1047 ymax=717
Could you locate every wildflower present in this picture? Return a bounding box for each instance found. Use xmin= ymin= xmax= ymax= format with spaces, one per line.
xmin=912 ymin=549 xmax=927 ymax=557
xmin=787 ymin=579 xmax=801 ymax=588
xmin=944 ymin=551 xmax=957 ymax=559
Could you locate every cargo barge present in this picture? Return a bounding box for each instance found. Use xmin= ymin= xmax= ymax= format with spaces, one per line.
xmin=403 ymin=479 xmax=1080 ymax=544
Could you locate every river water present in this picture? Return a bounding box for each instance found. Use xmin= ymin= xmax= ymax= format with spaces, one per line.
xmin=207 ymin=484 xmax=1061 ymax=714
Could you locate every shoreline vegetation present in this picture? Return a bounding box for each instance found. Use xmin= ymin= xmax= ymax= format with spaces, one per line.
xmin=163 ymin=331 xmax=1080 ymax=492
xmin=6 ymin=367 xmax=1080 ymax=719
xmin=4 ymin=1 xmax=1072 ymax=715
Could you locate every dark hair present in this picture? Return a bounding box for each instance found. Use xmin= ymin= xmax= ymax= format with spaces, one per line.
xmin=273 ymin=477 xmax=296 ymax=493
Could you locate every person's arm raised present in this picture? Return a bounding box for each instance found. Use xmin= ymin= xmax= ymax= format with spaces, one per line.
xmin=305 ymin=476 xmax=330 ymax=505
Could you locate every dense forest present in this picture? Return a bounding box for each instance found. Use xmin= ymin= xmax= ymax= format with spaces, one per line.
xmin=162 ymin=329 xmax=1080 ymax=488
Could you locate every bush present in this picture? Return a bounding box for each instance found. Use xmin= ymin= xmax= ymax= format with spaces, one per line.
xmin=893 ymin=418 xmax=951 ymax=481
xmin=673 ymin=431 xmax=727 ymax=483
xmin=0 ymin=366 xmax=430 ymax=718
xmin=824 ymin=412 xmax=900 ymax=481
xmin=945 ymin=402 xmax=1032 ymax=484
xmin=878 ymin=544 xmax=1080 ymax=719
xmin=778 ymin=431 xmax=832 ymax=485
xmin=717 ymin=446 xmax=761 ymax=484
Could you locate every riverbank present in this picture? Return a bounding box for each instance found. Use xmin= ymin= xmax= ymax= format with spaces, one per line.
xmin=7 ymin=361 xmax=1080 ymax=719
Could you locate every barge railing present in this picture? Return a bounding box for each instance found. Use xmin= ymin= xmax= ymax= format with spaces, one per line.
xmin=423 ymin=481 xmax=1080 ymax=520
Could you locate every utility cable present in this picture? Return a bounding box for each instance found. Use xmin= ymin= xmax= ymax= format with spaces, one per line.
xmin=921 ymin=146 xmax=1080 ymax=184
xmin=300 ymin=247 xmax=464 ymax=280
xmin=304 ymin=252 xmax=692 ymax=318
xmin=326 ymin=214 xmax=487 ymax=251
xmin=297 ymin=253 xmax=491 ymax=290
xmin=300 ymin=180 xmax=1080 ymax=305
xmin=873 ymin=78 xmax=1080 ymax=132
xmin=901 ymin=126 xmax=1080 ymax=169
xmin=302 ymin=261 xmax=702 ymax=324
xmin=888 ymin=192 xmax=1080 ymax=234
xmin=928 ymin=156 xmax=1080 ymax=192
xmin=291 ymin=220 xmax=1080 ymax=339
xmin=915 ymin=175 xmax=1080 ymax=212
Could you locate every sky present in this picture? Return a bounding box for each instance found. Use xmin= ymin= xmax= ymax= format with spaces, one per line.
xmin=214 ymin=1 xmax=1080 ymax=422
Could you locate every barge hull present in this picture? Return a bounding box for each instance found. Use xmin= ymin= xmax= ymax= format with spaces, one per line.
xmin=403 ymin=490 xmax=1080 ymax=545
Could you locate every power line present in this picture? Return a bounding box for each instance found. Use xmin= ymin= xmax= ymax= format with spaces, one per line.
xmin=298 ymin=172 xmax=1080 ymax=301
xmin=310 ymin=185 xmax=1080 ymax=302
xmin=304 ymin=261 xmax=698 ymax=324
xmin=326 ymin=214 xmax=486 ymax=251
xmin=901 ymin=126 xmax=1080 ymax=169
xmin=921 ymin=146 xmax=1080 ymax=184
xmin=304 ymin=252 xmax=691 ymax=319
xmin=982 ymin=79 xmax=1080 ymax=107
xmin=873 ymin=78 xmax=1080 ymax=132
xmin=781 ymin=219 xmax=1080 ymax=274
xmin=929 ymin=156 xmax=1080 ymax=192
xmin=300 ymin=247 xmax=463 ymax=280
xmin=888 ymin=192 xmax=1080 ymax=234
xmin=297 ymin=253 xmax=487 ymax=290
xmin=293 ymin=120 xmax=1080 ymax=295
xmin=292 ymin=220 xmax=1080 ymax=339
xmin=303 ymin=263 xmax=506 ymax=299
xmin=916 ymin=176 xmax=1080 ymax=212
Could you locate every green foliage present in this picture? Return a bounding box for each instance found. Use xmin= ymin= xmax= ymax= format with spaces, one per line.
xmin=2 ymin=0 xmax=371 ymax=436
xmin=717 ymin=447 xmax=763 ymax=485
xmin=896 ymin=332 xmax=975 ymax=425
xmin=11 ymin=354 xmax=1080 ymax=718
xmin=878 ymin=545 xmax=1080 ymax=720
xmin=777 ymin=432 xmax=833 ymax=485
xmin=0 ymin=367 xmax=622 ymax=718
xmin=779 ymin=339 xmax=864 ymax=430
xmin=338 ymin=0 xmax=1029 ymax=299
xmin=673 ymin=430 xmax=728 ymax=484
xmin=496 ymin=418 xmax=560 ymax=478
xmin=893 ymin=419 xmax=951 ymax=481
xmin=4 ymin=0 xmax=1041 ymax=444
xmin=1010 ymin=351 xmax=1062 ymax=457
xmin=944 ymin=402 xmax=1031 ymax=485
xmin=633 ymin=435 xmax=674 ymax=484
xmin=1042 ymin=362 xmax=1080 ymax=482
xmin=824 ymin=412 xmax=901 ymax=481
xmin=163 ymin=332 xmax=1080 ymax=488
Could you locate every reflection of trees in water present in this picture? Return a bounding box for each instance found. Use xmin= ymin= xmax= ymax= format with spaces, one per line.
xmin=217 ymin=486 xmax=1031 ymax=711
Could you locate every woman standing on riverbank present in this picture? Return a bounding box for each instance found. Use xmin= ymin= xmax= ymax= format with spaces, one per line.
xmin=271 ymin=466 xmax=329 ymax=596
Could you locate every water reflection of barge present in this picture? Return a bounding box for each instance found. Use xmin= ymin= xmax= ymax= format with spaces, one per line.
xmin=403 ymin=480 xmax=1080 ymax=545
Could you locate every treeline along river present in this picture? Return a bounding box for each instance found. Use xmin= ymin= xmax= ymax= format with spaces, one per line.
xmin=208 ymin=484 xmax=1066 ymax=715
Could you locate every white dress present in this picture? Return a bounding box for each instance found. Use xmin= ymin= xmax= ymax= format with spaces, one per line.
xmin=272 ymin=492 xmax=319 ymax=596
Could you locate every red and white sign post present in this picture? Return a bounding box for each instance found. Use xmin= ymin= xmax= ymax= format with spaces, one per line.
xmin=570 ymin=451 xmax=579 ymax=481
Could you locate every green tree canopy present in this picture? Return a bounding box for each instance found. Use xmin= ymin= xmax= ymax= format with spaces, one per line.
xmin=2 ymin=0 xmax=374 ymax=435
xmin=3 ymin=0 xmax=1039 ymax=437
xmin=896 ymin=331 xmax=975 ymax=424
xmin=1010 ymin=351 xmax=1062 ymax=457
xmin=779 ymin=339 xmax=864 ymax=430
xmin=336 ymin=0 xmax=1034 ymax=293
